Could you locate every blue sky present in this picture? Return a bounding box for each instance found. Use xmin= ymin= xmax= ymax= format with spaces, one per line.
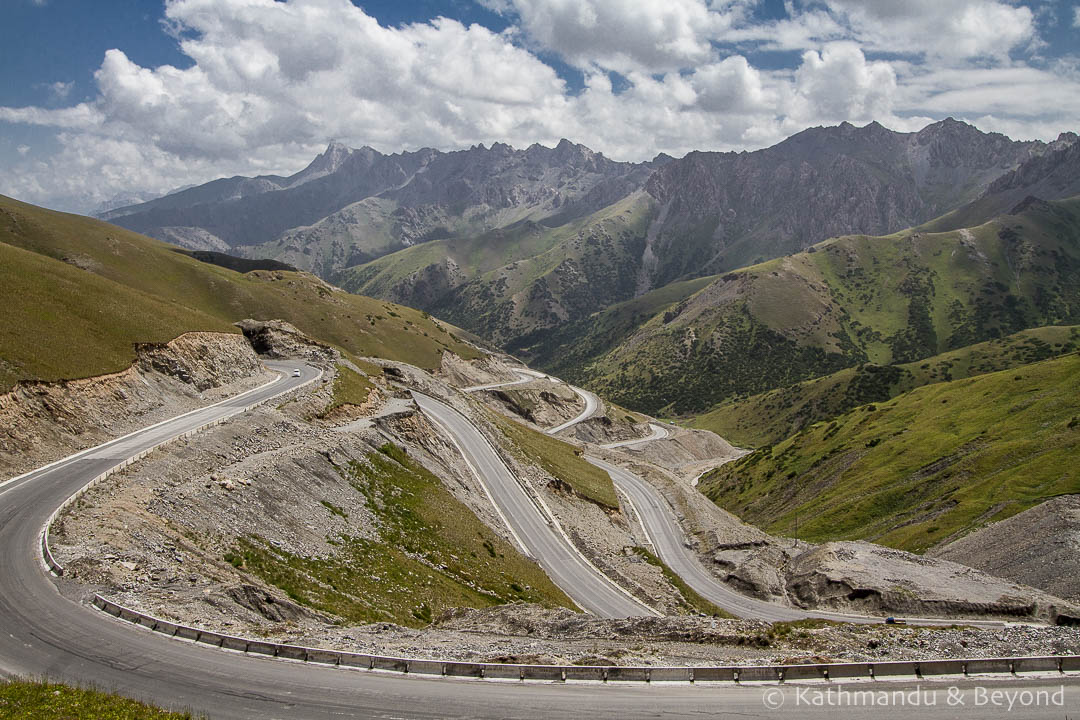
xmin=2 ymin=0 xmax=1078 ymax=213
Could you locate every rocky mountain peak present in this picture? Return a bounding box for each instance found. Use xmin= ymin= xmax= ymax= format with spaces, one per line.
xmin=286 ymin=141 xmax=361 ymax=188
xmin=1054 ymin=131 xmax=1078 ymax=147
xmin=914 ymin=117 xmax=986 ymax=144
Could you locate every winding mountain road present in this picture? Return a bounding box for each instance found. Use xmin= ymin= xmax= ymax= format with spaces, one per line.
xmin=0 ymin=361 xmax=1071 ymax=718
xmin=600 ymin=423 xmax=672 ymax=449
xmin=461 ymin=368 xmax=601 ymax=436
xmin=545 ymin=384 xmax=600 ymax=435
xmin=462 ymin=368 xmax=547 ymax=392
xmin=413 ymin=392 xmax=655 ymax=618
xmin=459 ymin=368 xmax=1012 ymax=626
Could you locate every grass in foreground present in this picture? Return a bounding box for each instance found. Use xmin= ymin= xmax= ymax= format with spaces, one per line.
xmin=700 ymin=352 xmax=1080 ymax=553
xmin=488 ymin=410 xmax=620 ymax=509
xmin=631 ymin=547 xmax=734 ymax=618
xmin=229 ymin=444 xmax=575 ymax=626
xmin=0 ymin=679 xmax=196 ymax=719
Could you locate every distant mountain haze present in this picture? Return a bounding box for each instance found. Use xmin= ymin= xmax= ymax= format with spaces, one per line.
xmin=101 ymin=139 xmax=664 ymax=277
xmin=101 ymin=120 xmax=1079 ymax=408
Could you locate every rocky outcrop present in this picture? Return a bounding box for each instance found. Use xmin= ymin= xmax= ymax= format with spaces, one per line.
xmin=785 ymin=541 xmax=1079 ymax=622
xmin=136 ymin=333 xmax=262 ymax=391
xmin=226 ymin=584 xmax=319 ymax=623
xmin=931 ymin=495 xmax=1080 ymax=603
xmin=0 ymin=332 xmax=266 ymax=479
xmin=234 ymin=319 xmax=336 ymax=365
xmin=437 ymin=351 xmax=519 ymax=389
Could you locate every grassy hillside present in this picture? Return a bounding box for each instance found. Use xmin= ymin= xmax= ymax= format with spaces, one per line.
xmin=524 ymin=274 xmax=716 ymax=374
xmin=0 ymin=679 xmax=196 ymax=719
xmin=574 ymin=196 xmax=1080 ymax=415
xmin=489 ymin=410 xmax=620 ymax=509
xmin=0 ymin=195 xmax=479 ymax=392
xmin=338 ymin=192 xmax=658 ymax=351
xmin=694 ymin=325 xmax=1080 ymax=447
xmin=231 ymin=444 xmax=575 ymax=626
xmin=699 ymin=352 xmax=1080 ymax=553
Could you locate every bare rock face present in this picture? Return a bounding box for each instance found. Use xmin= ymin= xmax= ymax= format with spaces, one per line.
xmin=785 ymin=541 xmax=1080 ymax=622
xmin=438 ymin=352 xmax=519 ymax=389
xmin=0 ymin=332 xmax=267 ymax=479
xmin=931 ymin=495 xmax=1080 ymax=603
xmin=226 ymin=584 xmax=317 ymax=623
xmin=136 ymin=332 xmax=262 ymax=391
xmin=485 ymin=384 xmax=583 ymax=427
xmin=234 ymin=318 xmax=336 ymax=365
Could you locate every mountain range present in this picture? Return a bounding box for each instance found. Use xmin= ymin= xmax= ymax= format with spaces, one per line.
xmin=99 ymin=119 xmax=1080 ymax=417
xmin=102 ymin=139 xmax=664 ymax=278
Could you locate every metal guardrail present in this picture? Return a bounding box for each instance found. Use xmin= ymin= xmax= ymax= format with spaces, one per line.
xmin=37 ymin=367 xmax=1080 ymax=687
xmin=92 ymin=593 xmax=1079 ymax=684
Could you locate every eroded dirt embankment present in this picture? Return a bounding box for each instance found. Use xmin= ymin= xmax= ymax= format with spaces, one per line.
xmin=517 ymin=391 xmax=1080 ymax=624
xmin=931 ymin=495 xmax=1080 ymax=603
xmin=0 ymin=331 xmax=271 ymax=480
xmin=34 ymin=328 xmax=1080 ymax=665
xmin=50 ymin=331 xmax=704 ymax=647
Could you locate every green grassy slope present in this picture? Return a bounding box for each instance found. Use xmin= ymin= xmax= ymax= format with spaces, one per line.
xmin=0 ymin=678 xmax=195 ymax=719
xmin=231 ymin=444 xmax=575 ymax=627
xmin=525 ymin=274 xmax=716 ymax=375
xmin=698 ymin=353 xmax=1080 ymax=553
xmin=694 ymin=325 xmax=1080 ymax=447
xmin=575 ymin=196 xmax=1080 ymax=415
xmin=0 ymin=195 xmax=479 ymax=391
xmin=338 ymin=192 xmax=658 ymax=350
xmin=489 ymin=411 xmax=620 ymax=509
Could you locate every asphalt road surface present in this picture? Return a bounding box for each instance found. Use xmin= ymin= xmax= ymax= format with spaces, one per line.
xmin=546 ymin=384 xmax=600 ymax=435
xmin=600 ymin=423 xmax=672 ymax=449
xmin=412 ymin=392 xmax=653 ymax=618
xmin=462 ymin=368 xmax=547 ymax=392
xmin=457 ymin=366 xmax=1011 ymax=628
xmin=1 ymin=362 xmax=1073 ymax=718
xmin=591 ymin=456 xmax=1009 ymax=628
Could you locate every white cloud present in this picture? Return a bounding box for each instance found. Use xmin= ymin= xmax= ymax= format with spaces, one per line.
xmin=821 ymin=0 xmax=1035 ymax=60
xmin=0 ymin=0 xmax=1076 ymax=213
xmin=1074 ymin=6 xmax=1080 ymax=27
xmin=495 ymin=0 xmax=736 ymax=73
xmin=48 ymin=81 xmax=74 ymax=100
xmin=17 ymin=145 xmax=30 ymax=156
xmin=896 ymin=65 xmax=1080 ymax=118
xmin=692 ymin=56 xmax=774 ymax=114
xmin=786 ymin=42 xmax=898 ymax=127
xmin=726 ymin=0 xmax=1036 ymax=60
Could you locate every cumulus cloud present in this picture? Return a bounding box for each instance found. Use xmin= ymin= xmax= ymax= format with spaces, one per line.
xmin=491 ymin=0 xmax=734 ymax=73
xmin=692 ymin=56 xmax=774 ymax=114
xmin=787 ymin=42 xmax=898 ymax=126
xmin=0 ymin=0 xmax=1075 ymax=212
xmin=821 ymin=0 xmax=1035 ymax=59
